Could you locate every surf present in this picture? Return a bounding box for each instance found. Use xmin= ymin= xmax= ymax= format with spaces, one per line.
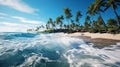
xmin=0 ymin=32 xmax=120 ymax=67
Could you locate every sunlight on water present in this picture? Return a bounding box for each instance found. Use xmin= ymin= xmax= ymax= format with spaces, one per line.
xmin=0 ymin=32 xmax=120 ymax=67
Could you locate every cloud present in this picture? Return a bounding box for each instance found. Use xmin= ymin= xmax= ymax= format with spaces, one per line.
xmin=1 ymin=22 xmax=19 ymax=26
xmin=0 ymin=22 xmax=25 ymax=32
xmin=0 ymin=14 xmax=46 ymax=32
xmin=0 ymin=12 xmax=45 ymax=25
xmin=0 ymin=0 xmax=38 ymax=14
xmin=0 ymin=22 xmax=33 ymax=32
xmin=0 ymin=26 xmax=21 ymax=32
xmin=0 ymin=18 xmax=46 ymax=32
xmin=0 ymin=12 xmax=9 ymax=19
xmin=12 ymin=16 xmax=45 ymax=25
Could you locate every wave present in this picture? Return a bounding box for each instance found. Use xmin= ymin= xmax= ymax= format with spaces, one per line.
xmin=0 ymin=32 xmax=120 ymax=67
xmin=0 ymin=32 xmax=37 ymax=40
xmin=64 ymin=43 xmax=120 ymax=67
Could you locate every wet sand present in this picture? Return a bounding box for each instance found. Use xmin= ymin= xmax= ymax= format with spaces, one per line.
xmin=65 ymin=32 xmax=120 ymax=48
xmin=68 ymin=32 xmax=120 ymax=40
xmin=73 ymin=36 xmax=120 ymax=48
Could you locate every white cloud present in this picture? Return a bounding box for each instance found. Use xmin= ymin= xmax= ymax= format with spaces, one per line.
xmin=12 ymin=16 xmax=45 ymax=25
xmin=0 ymin=22 xmax=25 ymax=32
xmin=0 ymin=22 xmax=31 ymax=32
xmin=0 ymin=21 xmax=46 ymax=32
xmin=0 ymin=12 xmax=45 ymax=25
xmin=0 ymin=26 xmax=21 ymax=32
xmin=0 ymin=12 xmax=8 ymax=19
xmin=0 ymin=14 xmax=46 ymax=32
xmin=0 ymin=0 xmax=38 ymax=14
xmin=1 ymin=22 xmax=19 ymax=26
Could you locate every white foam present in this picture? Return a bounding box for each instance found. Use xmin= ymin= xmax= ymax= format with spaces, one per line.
xmin=64 ymin=42 xmax=120 ymax=67
xmin=0 ymin=33 xmax=120 ymax=67
xmin=18 ymin=53 xmax=50 ymax=67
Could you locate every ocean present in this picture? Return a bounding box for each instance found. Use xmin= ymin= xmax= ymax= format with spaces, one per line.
xmin=0 ymin=32 xmax=120 ymax=67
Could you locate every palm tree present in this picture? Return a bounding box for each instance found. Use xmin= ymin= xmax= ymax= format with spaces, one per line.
xmin=46 ymin=21 xmax=50 ymax=30
xmin=85 ymin=16 xmax=92 ymax=31
xmin=64 ymin=8 xmax=72 ymax=30
xmin=87 ymin=3 xmax=95 ymax=16
xmin=97 ymin=16 xmax=107 ymax=32
xmin=104 ymin=0 xmax=120 ymax=29
xmin=53 ymin=21 xmax=56 ymax=30
xmin=75 ymin=10 xmax=82 ymax=31
xmin=64 ymin=24 xmax=67 ymax=29
xmin=27 ymin=29 xmax=33 ymax=32
xmin=56 ymin=17 xmax=60 ymax=24
xmin=85 ymin=16 xmax=90 ymax=22
xmin=59 ymin=15 xmax=64 ymax=29
xmin=35 ymin=25 xmax=45 ymax=32
xmin=95 ymin=0 xmax=107 ymax=30
xmin=51 ymin=19 xmax=55 ymax=30
xmin=56 ymin=15 xmax=64 ymax=29
xmin=107 ymin=18 xmax=118 ymax=32
xmin=70 ymin=22 xmax=76 ymax=31
xmin=92 ymin=20 xmax=99 ymax=32
xmin=35 ymin=27 xmax=40 ymax=31
xmin=85 ymin=15 xmax=91 ymax=25
xmin=41 ymin=25 xmax=45 ymax=28
xmin=88 ymin=0 xmax=107 ymax=31
xmin=75 ymin=11 xmax=82 ymax=23
xmin=87 ymin=4 xmax=96 ymax=32
xmin=85 ymin=16 xmax=91 ymax=31
xmin=48 ymin=18 xmax=54 ymax=30
xmin=84 ymin=21 xmax=90 ymax=31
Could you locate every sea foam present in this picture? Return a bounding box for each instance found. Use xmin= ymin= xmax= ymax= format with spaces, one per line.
xmin=0 ymin=32 xmax=120 ymax=67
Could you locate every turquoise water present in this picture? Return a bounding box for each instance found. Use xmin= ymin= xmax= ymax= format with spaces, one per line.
xmin=0 ymin=32 xmax=120 ymax=67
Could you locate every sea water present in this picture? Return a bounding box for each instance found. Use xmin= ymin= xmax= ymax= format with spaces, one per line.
xmin=0 ymin=32 xmax=120 ymax=67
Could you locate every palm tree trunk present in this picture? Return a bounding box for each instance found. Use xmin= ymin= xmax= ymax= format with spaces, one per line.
xmin=113 ymin=9 xmax=120 ymax=30
xmin=67 ymin=19 xmax=70 ymax=29
xmin=98 ymin=13 xmax=107 ymax=31
xmin=67 ymin=19 xmax=70 ymax=32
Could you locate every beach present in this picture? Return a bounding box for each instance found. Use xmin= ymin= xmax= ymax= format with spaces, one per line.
xmin=0 ymin=32 xmax=120 ymax=67
xmin=64 ymin=32 xmax=120 ymax=48
xmin=67 ymin=32 xmax=120 ymax=40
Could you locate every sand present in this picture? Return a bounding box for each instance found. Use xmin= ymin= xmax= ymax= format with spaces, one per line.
xmin=64 ymin=32 xmax=120 ymax=48
xmin=67 ymin=32 xmax=120 ymax=40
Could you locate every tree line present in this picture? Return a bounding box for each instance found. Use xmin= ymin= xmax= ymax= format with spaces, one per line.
xmin=27 ymin=0 xmax=120 ymax=33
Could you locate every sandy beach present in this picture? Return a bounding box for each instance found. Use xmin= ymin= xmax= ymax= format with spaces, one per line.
xmin=63 ymin=32 xmax=120 ymax=48
xmin=67 ymin=32 xmax=120 ymax=40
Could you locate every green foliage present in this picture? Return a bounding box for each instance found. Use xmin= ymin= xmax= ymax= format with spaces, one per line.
xmin=56 ymin=15 xmax=64 ymax=29
xmin=104 ymin=0 xmax=120 ymax=29
xmin=75 ymin=11 xmax=82 ymax=22
xmin=43 ymin=29 xmax=54 ymax=33
xmin=27 ymin=29 xmax=33 ymax=32
xmin=84 ymin=21 xmax=91 ymax=31
xmin=29 ymin=0 xmax=120 ymax=34
xmin=97 ymin=16 xmax=106 ymax=30
xmin=46 ymin=18 xmax=55 ymax=30
xmin=107 ymin=18 xmax=119 ymax=31
xmin=64 ymin=8 xmax=72 ymax=31
xmin=64 ymin=8 xmax=72 ymax=19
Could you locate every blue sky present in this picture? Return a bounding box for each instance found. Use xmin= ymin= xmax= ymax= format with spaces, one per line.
xmin=0 ymin=0 xmax=120 ymax=32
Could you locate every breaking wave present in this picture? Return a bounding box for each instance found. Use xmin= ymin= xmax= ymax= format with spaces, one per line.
xmin=0 ymin=32 xmax=120 ymax=67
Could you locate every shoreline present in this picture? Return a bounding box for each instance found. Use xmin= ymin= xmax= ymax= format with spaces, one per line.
xmin=67 ymin=32 xmax=120 ymax=40
xmin=65 ymin=32 xmax=120 ymax=48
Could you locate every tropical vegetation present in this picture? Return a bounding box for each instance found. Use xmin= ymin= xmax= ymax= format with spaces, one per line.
xmin=27 ymin=0 xmax=120 ymax=34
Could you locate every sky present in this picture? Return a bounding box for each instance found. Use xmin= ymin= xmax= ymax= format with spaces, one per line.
xmin=0 ymin=0 xmax=120 ymax=32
